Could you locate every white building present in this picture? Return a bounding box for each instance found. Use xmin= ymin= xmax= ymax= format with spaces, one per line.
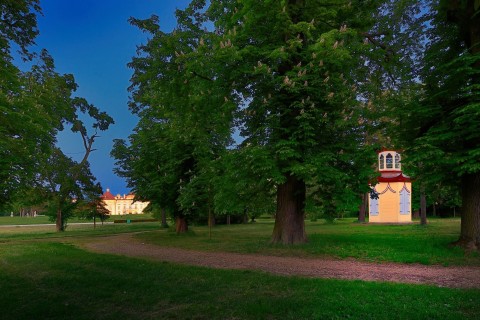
xmin=100 ymin=189 xmax=150 ymax=215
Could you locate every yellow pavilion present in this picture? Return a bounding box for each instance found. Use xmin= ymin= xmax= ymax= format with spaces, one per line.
xmin=369 ymin=150 xmax=412 ymax=223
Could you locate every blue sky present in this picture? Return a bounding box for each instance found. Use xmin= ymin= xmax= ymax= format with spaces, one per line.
xmin=32 ymin=0 xmax=191 ymax=195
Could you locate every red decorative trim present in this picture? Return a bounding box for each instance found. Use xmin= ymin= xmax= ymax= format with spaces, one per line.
xmin=400 ymin=183 xmax=411 ymax=193
xmin=375 ymin=183 xmax=397 ymax=194
xmin=377 ymin=174 xmax=411 ymax=183
xmin=377 ymin=148 xmax=404 ymax=154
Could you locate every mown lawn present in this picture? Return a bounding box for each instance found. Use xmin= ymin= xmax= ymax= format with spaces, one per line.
xmin=0 ymin=213 xmax=155 ymax=225
xmin=137 ymin=218 xmax=480 ymax=266
xmin=0 ymin=240 xmax=479 ymax=320
xmin=1 ymin=217 xmax=477 ymax=266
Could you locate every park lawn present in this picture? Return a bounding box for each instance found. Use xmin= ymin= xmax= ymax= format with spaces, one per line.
xmin=0 ymin=213 xmax=155 ymax=225
xmin=0 ymin=241 xmax=479 ymax=320
xmin=0 ymin=222 xmax=162 ymax=240
xmin=136 ymin=218 xmax=480 ymax=266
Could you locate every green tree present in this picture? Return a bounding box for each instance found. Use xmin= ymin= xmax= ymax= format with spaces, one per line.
xmin=116 ymin=4 xmax=235 ymax=233
xmin=0 ymin=1 xmax=50 ymax=204
xmin=39 ymin=145 xmax=106 ymax=231
xmin=1 ymin=1 xmax=114 ymax=230
xmin=405 ymin=0 xmax=480 ymax=249
xmin=76 ymin=195 xmax=110 ymax=228
xmin=213 ymin=147 xmax=276 ymax=222
xmin=208 ymin=0 xmax=393 ymax=243
xmin=123 ymin=0 xmax=417 ymax=243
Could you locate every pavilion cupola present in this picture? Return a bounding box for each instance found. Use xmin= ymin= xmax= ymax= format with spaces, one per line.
xmin=378 ymin=150 xmax=401 ymax=172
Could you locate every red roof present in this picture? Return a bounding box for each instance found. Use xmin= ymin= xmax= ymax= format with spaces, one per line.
xmin=377 ymin=148 xmax=404 ymax=154
xmin=101 ymin=189 xmax=115 ymax=200
xmin=377 ymin=172 xmax=411 ymax=183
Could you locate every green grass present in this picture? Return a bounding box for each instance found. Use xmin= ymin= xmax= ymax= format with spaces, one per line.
xmin=0 ymin=213 xmax=155 ymax=225
xmin=0 ymin=241 xmax=479 ymax=320
xmin=1 ymin=217 xmax=477 ymax=265
xmin=0 ymin=222 xmax=162 ymax=241
xmin=136 ymin=218 xmax=480 ymax=266
xmin=0 ymin=215 xmax=60 ymax=225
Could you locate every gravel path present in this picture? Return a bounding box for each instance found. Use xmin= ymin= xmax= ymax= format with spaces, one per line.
xmin=81 ymin=233 xmax=480 ymax=289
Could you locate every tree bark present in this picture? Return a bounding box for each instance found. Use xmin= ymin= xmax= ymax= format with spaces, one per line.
xmin=161 ymin=208 xmax=168 ymax=228
xmin=358 ymin=193 xmax=368 ymax=223
xmin=455 ymin=172 xmax=480 ymax=250
xmin=208 ymin=212 xmax=215 ymax=228
xmin=175 ymin=216 xmax=188 ymax=234
xmin=413 ymin=210 xmax=420 ymax=219
xmin=271 ymin=174 xmax=307 ymax=244
xmin=56 ymin=207 xmax=64 ymax=232
xmin=420 ymin=190 xmax=427 ymax=225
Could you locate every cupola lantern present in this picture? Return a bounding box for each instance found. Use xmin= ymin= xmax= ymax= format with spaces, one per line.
xmin=378 ymin=150 xmax=401 ymax=171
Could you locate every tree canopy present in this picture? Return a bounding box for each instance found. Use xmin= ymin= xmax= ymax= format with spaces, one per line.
xmin=118 ymin=0 xmax=412 ymax=242
xmin=402 ymin=0 xmax=480 ymax=249
xmin=0 ymin=0 xmax=114 ymax=229
xmin=115 ymin=0 xmax=479 ymax=250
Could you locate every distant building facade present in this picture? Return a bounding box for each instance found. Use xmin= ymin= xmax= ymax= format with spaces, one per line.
xmin=100 ymin=189 xmax=150 ymax=215
xmin=369 ymin=150 xmax=412 ymax=223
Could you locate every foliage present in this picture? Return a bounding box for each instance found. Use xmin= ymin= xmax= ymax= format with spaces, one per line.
xmin=75 ymin=196 xmax=110 ymax=224
xmin=213 ymin=147 xmax=276 ymax=218
xmin=398 ymin=0 xmax=480 ymax=248
xmin=113 ymin=3 xmax=235 ymax=231
xmin=0 ymin=1 xmax=114 ymax=230
xmin=0 ymin=1 xmax=53 ymax=204
xmin=121 ymin=0 xmax=422 ymax=242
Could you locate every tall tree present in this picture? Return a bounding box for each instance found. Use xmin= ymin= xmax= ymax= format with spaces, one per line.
xmin=407 ymin=0 xmax=480 ymax=249
xmin=208 ymin=0 xmax=393 ymax=243
xmin=118 ymin=4 xmax=235 ymax=233
xmin=124 ymin=0 xmax=419 ymax=242
xmin=0 ymin=0 xmax=47 ymax=204
xmin=1 ymin=1 xmax=114 ymax=228
xmin=39 ymin=96 xmax=113 ymax=232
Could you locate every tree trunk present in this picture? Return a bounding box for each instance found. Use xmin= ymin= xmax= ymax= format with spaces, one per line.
xmin=243 ymin=208 xmax=248 ymax=224
xmin=413 ymin=210 xmax=420 ymax=219
xmin=271 ymin=174 xmax=307 ymax=244
xmin=56 ymin=208 xmax=64 ymax=232
xmin=161 ymin=208 xmax=168 ymax=228
xmin=208 ymin=212 xmax=215 ymax=227
xmin=455 ymin=172 xmax=480 ymax=250
xmin=226 ymin=214 xmax=231 ymax=225
xmin=175 ymin=216 xmax=188 ymax=234
xmin=445 ymin=1 xmax=480 ymax=250
xmin=93 ymin=215 xmax=96 ymax=229
xmin=433 ymin=202 xmax=437 ymax=217
xmin=420 ymin=188 xmax=427 ymax=225
xmin=358 ymin=193 xmax=368 ymax=223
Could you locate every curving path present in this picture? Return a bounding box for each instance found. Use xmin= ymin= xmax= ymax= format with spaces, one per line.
xmin=80 ymin=233 xmax=480 ymax=289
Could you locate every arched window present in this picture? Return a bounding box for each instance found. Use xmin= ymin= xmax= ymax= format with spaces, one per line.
xmin=386 ymin=153 xmax=393 ymax=169
xmin=395 ymin=153 xmax=401 ymax=169
xmin=379 ymin=154 xmax=384 ymax=169
xmin=369 ymin=195 xmax=379 ymax=216
xmin=400 ymin=188 xmax=410 ymax=215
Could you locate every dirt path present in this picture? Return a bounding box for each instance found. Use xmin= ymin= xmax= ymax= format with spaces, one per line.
xmin=80 ymin=233 xmax=480 ymax=289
